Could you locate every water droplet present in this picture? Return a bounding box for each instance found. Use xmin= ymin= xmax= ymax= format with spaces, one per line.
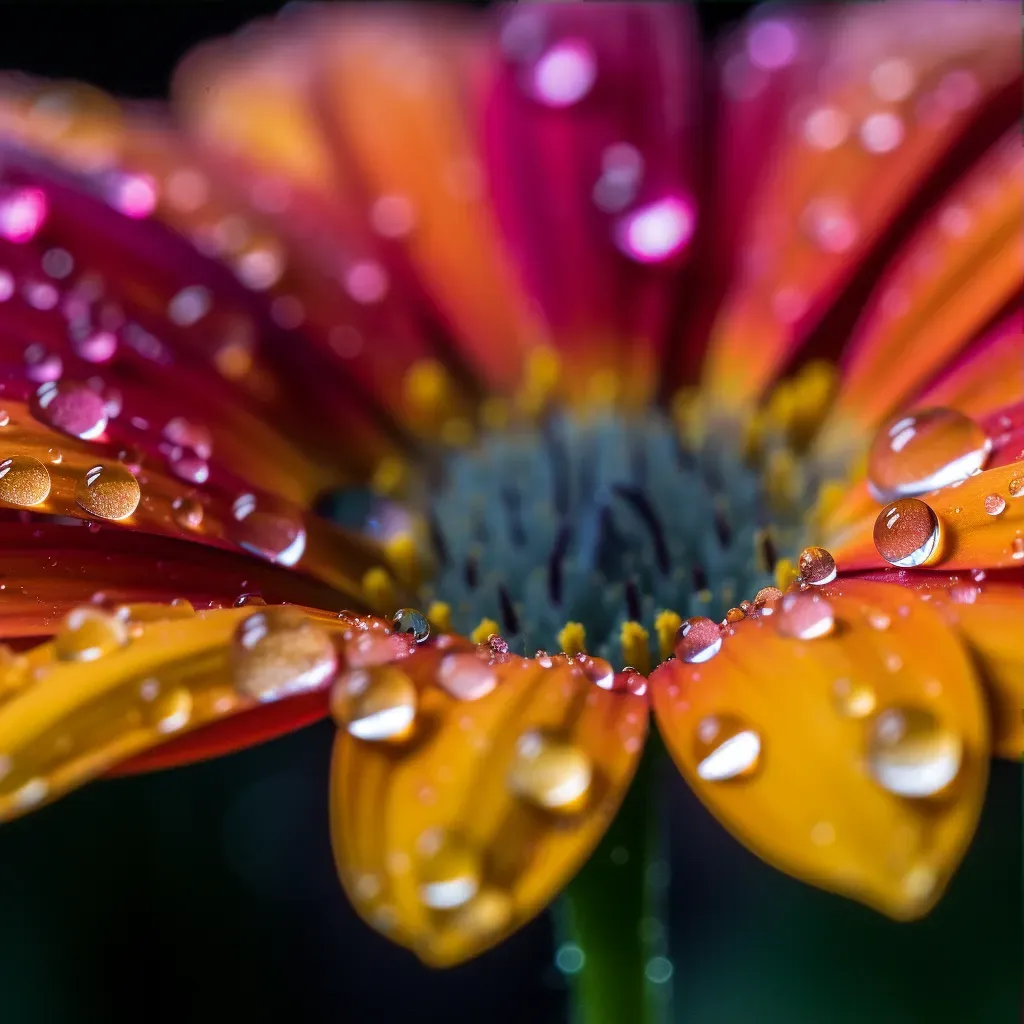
xmin=54 ymin=606 xmax=128 ymax=662
xmin=330 ymin=665 xmax=418 ymax=742
xmin=775 ymin=591 xmax=835 ymax=640
xmin=230 ymin=498 xmax=306 ymax=567
xmin=1012 ymin=537 xmax=1024 ymax=562
xmin=859 ymin=111 xmax=904 ymax=153
xmin=614 ymin=196 xmax=695 ymax=264
xmin=437 ymin=653 xmax=496 ymax=701
xmin=417 ymin=831 xmax=480 ymax=909
xmin=645 ymin=956 xmax=674 ymax=985
xmin=797 ymin=545 xmax=837 ymax=585
xmin=163 ymin=418 xmax=213 ymax=459
xmin=509 ymin=730 xmax=592 ymax=812
xmin=1008 ymin=476 xmax=1023 ymax=499
xmin=873 ymin=498 xmax=940 ymax=568
xmin=832 ymin=677 xmax=876 ymax=718
xmin=13 ymin=777 xmax=48 ymax=809
xmin=171 ymin=495 xmax=204 ymax=530
xmin=752 ymin=586 xmax=783 ymax=615
xmin=949 ymin=582 xmax=978 ymax=604
xmin=803 ymin=106 xmax=850 ymax=150
xmin=984 ymin=493 xmax=1006 ymax=517
xmin=674 ymin=617 xmax=722 ymax=663
xmin=530 ymin=39 xmax=596 ymax=108
xmin=449 ymin=888 xmax=513 ymax=943
xmin=555 ymin=942 xmax=586 ymax=974
xmin=231 ymin=607 xmax=337 ymax=702
xmin=746 ymin=19 xmax=797 ymax=70
xmin=392 ymin=607 xmax=430 ymax=643
xmin=144 ymin=687 xmax=192 ymax=734
xmin=0 ymin=455 xmax=51 ymax=506
xmin=168 ymin=451 xmax=209 ymax=486
xmin=725 ymin=606 xmax=746 ymax=623
xmin=867 ymin=408 xmax=989 ymax=501
xmin=869 ymin=58 xmax=916 ymax=102
xmin=0 ymin=186 xmax=47 ymax=243
xmin=694 ymin=715 xmax=761 ymax=781
xmin=167 ymin=285 xmax=211 ymax=326
xmin=867 ymin=707 xmax=961 ymax=797
xmin=578 ymin=655 xmax=615 ymax=690
xmin=75 ymin=463 xmax=141 ymax=520
xmin=0 ymin=410 xmax=9 ymax=427
xmin=32 ymin=380 xmax=108 ymax=440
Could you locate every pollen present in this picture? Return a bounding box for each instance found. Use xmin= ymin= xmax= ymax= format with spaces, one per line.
xmin=426 ymin=601 xmax=452 ymax=634
xmin=361 ymin=566 xmax=395 ymax=614
xmin=385 ymin=532 xmax=420 ymax=588
xmin=654 ymin=610 xmax=682 ymax=663
xmin=619 ymin=621 xmax=651 ymax=675
xmin=470 ymin=618 xmax=502 ymax=646
xmin=774 ymin=557 xmax=800 ymax=592
xmin=556 ymin=621 xmax=587 ymax=658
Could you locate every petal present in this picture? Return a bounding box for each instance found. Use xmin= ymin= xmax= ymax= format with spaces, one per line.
xmin=852 ymin=569 xmax=1023 ymax=760
xmin=483 ymin=3 xmax=698 ymax=403
xmin=330 ymin=645 xmax=647 ymax=964
xmin=651 ymin=579 xmax=989 ymax=920
xmin=827 ymin=461 xmax=1024 ymax=572
xmin=701 ymin=2 xmax=1020 ymax=410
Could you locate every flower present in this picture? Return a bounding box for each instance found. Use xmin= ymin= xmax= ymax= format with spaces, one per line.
xmin=0 ymin=0 xmax=1019 ymax=977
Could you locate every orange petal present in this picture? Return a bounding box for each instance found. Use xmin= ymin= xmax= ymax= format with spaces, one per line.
xmin=330 ymin=646 xmax=647 ymax=964
xmin=701 ymin=2 xmax=1020 ymax=410
xmin=827 ymin=461 xmax=1024 ymax=572
xmin=650 ymin=579 xmax=989 ymax=920
xmin=0 ymin=604 xmax=379 ymax=820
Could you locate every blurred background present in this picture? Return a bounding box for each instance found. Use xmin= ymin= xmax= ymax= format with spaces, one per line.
xmin=0 ymin=4 xmax=1020 ymax=1023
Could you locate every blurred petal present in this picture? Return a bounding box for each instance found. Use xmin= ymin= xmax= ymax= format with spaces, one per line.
xmin=484 ymin=3 xmax=698 ymax=403
xmin=651 ymin=579 xmax=989 ymax=919
xmin=330 ymin=645 xmax=647 ymax=964
xmin=701 ymin=2 xmax=1020 ymax=409
xmin=827 ymin=461 xmax=1024 ymax=571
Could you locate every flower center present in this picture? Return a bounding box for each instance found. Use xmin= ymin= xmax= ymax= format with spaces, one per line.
xmin=335 ymin=409 xmax=808 ymax=667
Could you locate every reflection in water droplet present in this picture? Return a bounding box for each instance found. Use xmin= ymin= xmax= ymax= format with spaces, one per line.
xmin=867 ymin=706 xmax=961 ymax=798
xmin=0 ymin=455 xmax=51 ymax=506
xmin=32 ymin=380 xmax=108 ymax=440
xmin=232 ymin=607 xmax=337 ymax=703
xmin=417 ymin=831 xmax=480 ymax=910
xmin=797 ymin=546 xmax=837 ymax=585
xmin=437 ymin=653 xmax=496 ymax=701
xmin=873 ymin=498 xmax=940 ymax=567
xmin=392 ymin=607 xmax=430 ymax=643
xmin=75 ymin=463 xmax=141 ymax=520
xmin=54 ymin=606 xmax=128 ymax=662
xmin=1008 ymin=476 xmax=1023 ymax=499
xmin=674 ymin=617 xmax=722 ymax=663
xmin=832 ymin=677 xmax=876 ymax=718
xmin=775 ymin=591 xmax=835 ymax=640
xmin=331 ymin=665 xmax=418 ymax=742
xmin=694 ymin=715 xmax=761 ymax=781
xmin=984 ymin=493 xmax=1006 ymax=517
xmin=509 ymin=730 xmax=592 ymax=812
xmin=867 ymin=408 xmax=989 ymax=501
xmin=171 ymin=495 xmax=204 ymax=530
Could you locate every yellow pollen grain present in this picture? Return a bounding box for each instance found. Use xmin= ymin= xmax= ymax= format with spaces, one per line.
xmin=556 ymin=621 xmax=586 ymax=658
xmin=470 ymin=618 xmax=501 ymax=646
xmin=774 ymin=557 xmax=800 ymax=592
xmin=426 ymin=601 xmax=451 ymax=634
xmin=654 ymin=610 xmax=682 ymax=663
xmin=620 ymin=621 xmax=650 ymax=676
xmin=361 ymin=567 xmax=394 ymax=614
xmin=385 ymin=533 xmax=420 ymax=588
xmin=371 ymin=455 xmax=407 ymax=497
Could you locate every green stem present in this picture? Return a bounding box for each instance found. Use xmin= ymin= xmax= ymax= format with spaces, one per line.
xmin=558 ymin=734 xmax=671 ymax=1024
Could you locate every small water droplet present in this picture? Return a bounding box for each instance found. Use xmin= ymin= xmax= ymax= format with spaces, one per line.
xmin=674 ymin=617 xmax=722 ymax=663
xmin=169 ymin=451 xmax=209 ymax=486
xmin=578 ymin=655 xmax=615 ymax=690
xmin=167 ymin=285 xmax=211 ymax=327
xmin=614 ymin=196 xmax=695 ymax=264
xmin=867 ymin=408 xmax=989 ymax=501
xmin=867 ymin=706 xmax=961 ymax=797
xmin=530 ymin=39 xmax=596 ymax=108
xmin=392 ymin=607 xmax=430 ymax=643
xmin=694 ymin=715 xmax=761 ymax=781
xmin=797 ymin=546 xmax=837 ymax=585
xmin=171 ymin=495 xmax=204 ymax=530
xmin=13 ymin=777 xmax=48 ymax=809
xmin=330 ymin=665 xmax=418 ymax=742
xmin=555 ymin=942 xmax=586 ymax=974
xmin=984 ymin=493 xmax=1006 ymax=517
xmin=230 ymin=497 xmax=306 ymax=567
xmin=1012 ymin=537 xmax=1024 ymax=561
xmin=775 ymin=591 xmax=835 ymax=640
xmin=752 ymin=586 xmax=783 ymax=615
xmin=645 ymin=956 xmax=674 ymax=985
xmin=232 ymin=607 xmax=337 ymax=702
xmin=0 ymin=186 xmax=47 ymax=243
xmin=873 ymin=498 xmax=940 ymax=567
xmin=32 ymin=380 xmax=108 ymax=440
xmin=145 ymin=687 xmax=193 ymax=734
xmin=54 ymin=606 xmax=128 ymax=662
xmin=437 ymin=653 xmax=496 ymax=701
xmin=859 ymin=111 xmax=904 ymax=153
xmin=1008 ymin=476 xmax=1023 ymax=499
xmin=832 ymin=677 xmax=876 ymax=718
xmin=417 ymin=831 xmax=480 ymax=909
xmin=509 ymin=730 xmax=592 ymax=812
xmin=75 ymin=463 xmax=141 ymax=520
xmin=0 ymin=454 xmax=51 ymax=506
xmin=449 ymin=888 xmax=513 ymax=944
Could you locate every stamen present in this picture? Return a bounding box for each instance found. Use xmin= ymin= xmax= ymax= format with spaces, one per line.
xmin=371 ymin=455 xmax=408 ymax=497
xmin=619 ymin=621 xmax=651 ymax=675
xmin=774 ymin=557 xmax=800 ymax=591
xmin=426 ymin=601 xmax=451 ymax=634
xmin=385 ymin=532 xmax=420 ymax=587
xmin=362 ymin=567 xmax=395 ymax=614
xmin=470 ymin=618 xmax=501 ymax=645
xmin=654 ymin=610 xmax=682 ymax=663
xmin=557 ymin=621 xmax=587 ymax=658
xmin=516 ymin=346 xmax=561 ymax=418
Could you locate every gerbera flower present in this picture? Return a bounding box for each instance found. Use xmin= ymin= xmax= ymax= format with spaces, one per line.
xmin=0 ymin=1 xmax=1019 ymax=1018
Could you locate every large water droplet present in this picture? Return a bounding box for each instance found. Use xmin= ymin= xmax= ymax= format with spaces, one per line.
xmin=231 ymin=607 xmax=337 ymax=702
xmin=984 ymin=493 xmax=1006 ymax=517
xmin=230 ymin=496 xmax=307 ymax=567
xmin=775 ymin=591 xmax=835 ymax=640
xmin=867 ymin=408 xmax=990 ymax=501
xmin=873 ymin=498 xmax=940 ymax=568
xmin=0 ymin=454 xmax=51 ymax=506
xmin=32 ymin=380 xmax=108 ymax=440
xmin=392 ymin=607 xmax=430 ymax=643
xmin=417 ymin=830 xmax=481 ymax=910
xmin=509 ymin=730 xmax=592 ymax=812
xmin=75 ymin=463 xmax=141 ymax=520
xmin=437 ymin=653 xmax=497 ymax=701
xmin=797 ymin=546 xmax=837 ymax=585
xmin=54 ymin=606 xmax=128 ymax=662
xmin=330 ymin=665 xmax=418 ymax=742
xmin=694 ymin=715 xmax=761 ymax=781
xmin=867 ymin=707 xmax=961 ymax=797
xmin=674 ymin=617 xmax=723 ymax=663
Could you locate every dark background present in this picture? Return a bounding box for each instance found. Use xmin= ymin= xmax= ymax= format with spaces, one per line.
xmin=0 ymin=4 xmax=1020 ymax=1023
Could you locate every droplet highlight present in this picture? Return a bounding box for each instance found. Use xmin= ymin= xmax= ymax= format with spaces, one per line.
xmin=0 ymin=454 xmax=51 ymax=506
xmin=509 ymin=730 xmax=592 ymax=812
xmin=867 ymin=707 xmax=961 ymax=798
xmin=330 ymin=665 xmax=418 ymax=742
xmin=75 ymin=463 xmax=141 ymax=521
xmin=873 ymin=498 xmax=940 ymax=568
xmin=694 ymin=715 xmax=761 ymax=782
xmin=674 ymin=617 xmax=722 ymax=664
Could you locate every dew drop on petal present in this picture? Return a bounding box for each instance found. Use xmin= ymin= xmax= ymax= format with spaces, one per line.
xmin=24 ymin=346 xmax=63 ymax=385
xmin=230 ymin=498 xmax=306 ymax=567
xmin=449 ymin=888 xmax=513 ymax=944
xmin=752 ymin=586 xmax=783 ymax=615
xmin=578 ymin=655 xmax=615 ymax=690
xmin=73 ymin=330 xmax=118 ymax=364
xmin=674 ymin=616 xmax=722 ymax=663
xmin=54 ymin=606 xmax=129 ymax=662
xmin=1008 ymin=476 xmax=1023 ymax=499
xmin=746 ymin=19 xmax=797 ymax=70
xmin=694 ymin=715 xmax=761 ymax=781
xmin=168 ymin=451 xmax=210 ymax=486
xmin=859 ymin=112 xmax=904 ymax=153
xmin=1012 ymin=537 xmax=1024 ymax=562
xmin=614 ymin=196 xmax=695 ymax=264
xmin=802 ymin=106 xmax=850 ymax=150
xmin=873 ymin=498 xmax=940 ymax=568
xmin=392 ymin=607 xmax=430 ymax=643
xmin=144 ymin=687 xmax=193 ymax=734
xmin=330 ymin=665 xmax=418 ymax=742
xmin=417 ymin=831 xmax=480 ymax=910
xmin=167 ymin=286 xmax=211 ymax=327
xmin=75 ymin=463 xmax=141 ymax=521
xmin=984 ymin=493 xmax=1006 ymax=517
xmin=530 ymin=39 xmax=596 ymax=108
xmin=437 ymin=653 xmax=496 ymax=701
xmin=0 ymin=454 xmax=51 ymax=506
xmin=231 ymin=607 xmax=337 ymax=703
xmin=509 ymin=729 xmax=592 ymax=812
xmin=867 ymin=408 xmax=990 ymax=500
xmin=832 ymin=677 xmax=876 ymax=718
xmin=775 ymin=591 xmax=835 ymax=640
xmin=867 ymin=707 xmax=961 ymax=798
xmin=171 ymin=495 xmax=204 ymax=530
xmin=32 ymin=380 xmax=108 ymax=440
xmin=0 ymin=187 xmax=47 ymax=243
xmin=797 ymin=545 xmax=837 ymax=585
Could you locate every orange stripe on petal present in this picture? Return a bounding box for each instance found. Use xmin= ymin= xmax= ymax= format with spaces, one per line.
xmin=650 ymin=579 xmax=989 ymax=920
xmin=329 ymin=645 xmax=647 ymax=964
